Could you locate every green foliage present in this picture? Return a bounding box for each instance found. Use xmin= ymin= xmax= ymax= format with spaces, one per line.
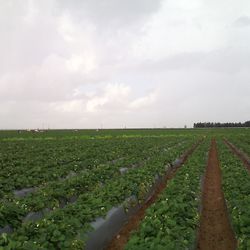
xmin=125 ymin=140 xmax=209 ymax=249
xmin=218 ymin=141 xmax=250 ymax=250
xmin=0 ymin=133 xmax=197 ymax=249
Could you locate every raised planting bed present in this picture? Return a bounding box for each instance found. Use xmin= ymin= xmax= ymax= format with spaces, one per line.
xmin=124 ymin=139 xmax=209 ymax=249
xmin=218 ymin=140 xmax=250 ymax=249
xmin=0 ymin=137 xmax=191 ymax=233
xmin=0 ymin=137 xmax=199 ymax=249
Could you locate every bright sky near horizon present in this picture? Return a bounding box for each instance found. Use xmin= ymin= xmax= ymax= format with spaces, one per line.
xmin=0 ymin=0 xmax=250 ymax=129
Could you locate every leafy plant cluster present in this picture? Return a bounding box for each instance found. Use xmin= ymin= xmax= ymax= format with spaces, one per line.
xmin=125 ymin=140 xmax=210 ymax=250
xmin=0 ymin=137 xmax=178 ymax=198
xmin=218 ymin=141 xmax=250 ymax=250
xmin=0 ymin=137 xmax=188 ymax=230
xmin=226 ymin=135 xmax=250 ymax=159
xmin=0 ymin=139 xmax=122 ymax=196
xmin=0 ymin=136 xmax=198 ymax=249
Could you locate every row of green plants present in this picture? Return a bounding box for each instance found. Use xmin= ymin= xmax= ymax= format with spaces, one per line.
xmin=0 ymin=137 xmax=179 ymax=197
xmin=0 ymin=137 xmax=198 ymax=249
xmin=0 ymin=129 xmax=204 ymax=140
xmin=125 ymin=139 xmax=210 ymax=250
xmin=0 ymin=137 xmax=189 ymax=230
xmin=218 ymin=140 xmax=250 ymax=250
xmin=225 ymin=135 xmax=250 ymax=157
xmin=0 ymin=139 xmax=124 ymax=195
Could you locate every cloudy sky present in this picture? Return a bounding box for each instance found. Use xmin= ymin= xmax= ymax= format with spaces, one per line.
xmin=1 ymin=0 xmax=250 ymax=129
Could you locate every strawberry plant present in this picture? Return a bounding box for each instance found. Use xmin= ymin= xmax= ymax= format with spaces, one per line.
xmin=0 ymin=136 xmax=198 ymax=248
xmin=218 ymin=140 xmax=250 ymax=250
xmin=125 ymin=140 xmax=209 ymax=249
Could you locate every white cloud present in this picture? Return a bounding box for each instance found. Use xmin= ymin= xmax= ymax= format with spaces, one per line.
xmin=51 ymin=99 xmax=84 ymax=113
xmin=86 ymin=83 xmax=131 ymax=112
xmin=129 ymin=92 xmax=156 ymax=109
xmin=66 ymin=54 xmax=96 ymax=73
xmin=57 ymin=13 xmax=77 ymax=42
xmin=0 ymin=0 xmax=250 ymax=128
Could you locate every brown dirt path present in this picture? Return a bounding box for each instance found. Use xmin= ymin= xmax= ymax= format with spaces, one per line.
xmin=106 ymin=139 xmax=203 ymax=250
xmin=223 ymin=139 xmax=250 ymax=172
xmin=197 ymin=139 xmax=237 ymax=250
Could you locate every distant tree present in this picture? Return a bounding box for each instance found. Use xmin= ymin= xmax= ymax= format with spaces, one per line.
xmin=193 ymin=121 xmax=250 ymax=128
xmin=244 ymin=121 xmax=250 ymax=127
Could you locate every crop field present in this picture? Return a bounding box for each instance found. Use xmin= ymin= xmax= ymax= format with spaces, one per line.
xmin=0 ymin=128 xmax=249 ymax=250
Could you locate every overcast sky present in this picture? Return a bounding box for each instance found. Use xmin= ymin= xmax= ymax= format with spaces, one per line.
xmin=1 ymin=0 xmax=250 ymax=129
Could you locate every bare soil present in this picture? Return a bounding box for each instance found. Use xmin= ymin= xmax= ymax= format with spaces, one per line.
xmin=106 ymin=139 xmax=202 ymax=250
xmin=223 ymin=139 xmax=250 ymax=172
xmin=197 ymin=139 xmax=237 ymax=250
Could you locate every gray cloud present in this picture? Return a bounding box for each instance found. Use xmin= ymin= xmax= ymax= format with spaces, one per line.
xmin=0 ymin=0 xmax=249 ymax=129
xmin=233 ymin=16 xmax=250 ymax=27
xmin=56 ymin=0 xmax=163 ymax=28
xmin=131 ymin=46 xmax=250 ymax=75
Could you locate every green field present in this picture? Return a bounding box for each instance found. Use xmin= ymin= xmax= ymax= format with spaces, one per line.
xmin=0 ymin=129 xmax=249 ymax=249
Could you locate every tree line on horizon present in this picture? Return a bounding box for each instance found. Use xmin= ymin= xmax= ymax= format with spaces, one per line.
xmin=193 ymin=121 xmax=250 ymax=128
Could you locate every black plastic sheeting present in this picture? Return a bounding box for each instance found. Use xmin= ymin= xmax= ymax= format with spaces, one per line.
xmin=84 ymin=171 xmax=167 ymax=250
xmin=22 ymin=208 xmax=51 ymax=223
xmin=0 ymin=225 xmax=13 ymax=235
xmin=13 ymin=187 xmax=36 ymax=198
xmin=85 ymin=196 xmax=139 ymax=250
xmin=1 ymin=156 xmax=184 ymax=250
